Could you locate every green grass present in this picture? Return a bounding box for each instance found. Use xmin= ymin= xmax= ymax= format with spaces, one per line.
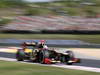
xmin=0 ymin=34 xmax=100 ymax=44
xmin=0 ymin=60 xmax=99 ymax=75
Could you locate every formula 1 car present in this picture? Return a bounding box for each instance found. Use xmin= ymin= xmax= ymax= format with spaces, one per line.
xmin=16 ymin=42 xmax=80 ymax=65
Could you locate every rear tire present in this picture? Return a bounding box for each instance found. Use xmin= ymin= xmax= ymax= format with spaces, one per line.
xmin=16 ymin=50 xmax=25 ymax=61
xmin=39 ymin=51 xmax=45 ymax=64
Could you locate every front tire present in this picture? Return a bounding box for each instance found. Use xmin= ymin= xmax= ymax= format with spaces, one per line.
xmin=67 ymin=62 xmax=73 ymax=65
xmin=66 ymin=51 xmax=74 ymax=59
xmin=65 ymin=51 xmax=74 ymax=65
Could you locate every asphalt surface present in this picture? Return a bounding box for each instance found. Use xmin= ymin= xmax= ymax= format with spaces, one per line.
xmin=0 ymin=52 xmax=100 ymax=68
xmin=1 ymin=39 xmax=100 ymax=48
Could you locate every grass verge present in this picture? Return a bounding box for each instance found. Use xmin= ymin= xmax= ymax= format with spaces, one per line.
xmin=0 ymin=34 xmax=100 ymax=44
xmin=0 ymin=60 xmax=99 ymax=75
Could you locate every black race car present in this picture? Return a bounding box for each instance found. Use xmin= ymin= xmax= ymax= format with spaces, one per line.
xmin=16 ymin=42 xmax=80 ymax=65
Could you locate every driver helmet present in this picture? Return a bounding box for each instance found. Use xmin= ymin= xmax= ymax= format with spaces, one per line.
xmin=40 ymin=40 xmax=45 ymax=43
xmin=39 ymin=40 xmax=46 ymax=44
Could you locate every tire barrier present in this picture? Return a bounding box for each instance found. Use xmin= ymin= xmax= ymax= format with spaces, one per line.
xmin=2 ymin=30 xmax=100 ymax=34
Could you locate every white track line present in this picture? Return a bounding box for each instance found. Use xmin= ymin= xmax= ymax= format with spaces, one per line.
xmin=0 ymin=57 xmax=100 ymax=73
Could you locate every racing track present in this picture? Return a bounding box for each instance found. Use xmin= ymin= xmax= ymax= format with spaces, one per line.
xmin=0 ymin=52 xmax=100 ymax=68
xmin=0 ymin=39 xmax=100 ymax=72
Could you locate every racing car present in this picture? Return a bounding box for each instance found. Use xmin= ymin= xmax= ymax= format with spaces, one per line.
xmin=16 ymin=42 xmax=80 ymax=65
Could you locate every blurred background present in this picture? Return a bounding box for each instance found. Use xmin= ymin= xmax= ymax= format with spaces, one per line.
xmin=0 ymin=0 xmax=100 ymax=34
